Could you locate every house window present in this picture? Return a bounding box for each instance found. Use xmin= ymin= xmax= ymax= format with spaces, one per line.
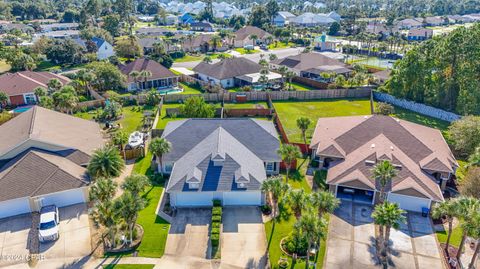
xmin=164 ymin=163 xmax=173 ymax=173
xmin=237 ymin=182 xmax=246 ymax=189
xmin=265 ymin=162 xmax=274 ymax=172
xmin=24 ymin=94 xmax=36 ymax=104
xmin=189 ymin=182 xmax=199 ymax=189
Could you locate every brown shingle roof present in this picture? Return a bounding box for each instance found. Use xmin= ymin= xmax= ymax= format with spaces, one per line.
xmin=234 ymin=26 xmax=271 ymax=41
xmin=119 ymin=58 xmax=178 ymax=84
xmin=311 ymin=115 xmax=457 ymax=201
xmin=271 ymin=52 xmax=351 ymax=73
xmin=0 ymin=149 xmax=88 ymax=202
xmin=193 ymin=57 xmax=262 ymax=80
xmin=0 ymin=71 xmax=70 ymax=97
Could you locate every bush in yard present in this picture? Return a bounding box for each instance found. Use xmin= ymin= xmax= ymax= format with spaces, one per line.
xmin=212 ymin=215 xmax=221 ymax=222
xmin=213 ymin=200 xmax=221 ymax=207
xmin=376 ymin=102 xmax=395 ymax=115
xmin=212 ymin=207 xmax=222 ymax=216
xmin=211 ymin=227 xmax=220 ymax=234
xmin=211 ymin=233 xmax=220 ymax=247
xmin=212 ymin=222 xmax=220 ymax=228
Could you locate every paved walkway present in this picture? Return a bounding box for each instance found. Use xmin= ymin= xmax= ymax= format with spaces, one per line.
xmin=324 ymin=201 xmax=444 ymax=269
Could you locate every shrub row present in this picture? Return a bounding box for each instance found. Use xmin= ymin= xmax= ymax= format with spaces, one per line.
xmin=211 ymin=200 xmax=222 ymax=247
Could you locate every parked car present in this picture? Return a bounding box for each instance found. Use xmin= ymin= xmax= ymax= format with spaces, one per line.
xmin=259 ymin=44 xmax=269 ymax=50
xmin=38 ymin=205 xmax=60 ymax=243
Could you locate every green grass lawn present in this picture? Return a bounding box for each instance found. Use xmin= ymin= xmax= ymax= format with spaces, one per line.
xmin=118 ymin=106 xmax=154 ymax=134
xmin=290 ymin=82 xmax=316 ymax=91
xmin=0 ymin=60 xmax=11 ymax=73
xmin=268 ymin=42 xmax=294 ymax=50
xmin=223 ymin=101 xmax=268 ymax=109
xmin=274 ymin=99 xmax=372 ymax=143
xmin=389 ymin=106 xmax=450 ymax=135
xmin=103 ymin=264 xmax=155 ymax=269
xmin=173 ymin=55 xmax=204 ymax=62
xmin=436 ymin=225 xmax=463 ymax=248
xmin=265 ymin=158 xmax=328 ymax=269
xmin=179 ymin=82 xmax=203 ymax=95
xmin=155 ymin=103 xmax=185 ymax=129
xmin=234 ymin=48 xmax=260 ymax=54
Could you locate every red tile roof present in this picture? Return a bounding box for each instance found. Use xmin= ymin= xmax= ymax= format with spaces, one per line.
xmin=0 ymin=71 xmax=70 ymax=97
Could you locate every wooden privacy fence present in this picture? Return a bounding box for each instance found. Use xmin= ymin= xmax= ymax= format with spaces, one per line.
xmin=122 ymin=147 xmax=145 ymax=160
xmin=293 ymin=77 xmax=328 ymax=89
xmin=163 ymin=88 xmax=372 ymax=103
xmin=224 ymin=108 xmax=272 ymax=117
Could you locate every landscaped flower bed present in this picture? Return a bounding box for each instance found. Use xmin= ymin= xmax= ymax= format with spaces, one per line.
xmin=210 ymin=200 xmax=222 ymax=259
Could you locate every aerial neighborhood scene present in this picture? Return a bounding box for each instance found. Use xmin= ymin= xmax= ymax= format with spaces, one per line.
xmin=1 ymin=0 xmax=480 ymax=269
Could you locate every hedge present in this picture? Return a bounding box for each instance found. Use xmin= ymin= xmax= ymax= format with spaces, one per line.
xmin=212 ymin=215 xmax=221 ymax=222
xmin=213 ymin=200 xmax=221 ymax=207
xmin=212 ymin=207 xmax=222 ymax=216
xmin=211 ymin=227 xmax=220 ymax=234
xmin=212 ymin=222 xmax=220 ymax=228
xmin=211 ymin=233 xmax=220 ymax=247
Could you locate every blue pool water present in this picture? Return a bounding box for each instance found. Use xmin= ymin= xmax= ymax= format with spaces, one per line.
xmin=158 ymin=88 xmax=183 ymax=95
xmin=13 ymin=106 xmax=32 ymax=113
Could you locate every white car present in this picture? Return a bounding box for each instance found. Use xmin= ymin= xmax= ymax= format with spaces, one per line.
xmin=38 ymin=205 xmax=60 ymax=243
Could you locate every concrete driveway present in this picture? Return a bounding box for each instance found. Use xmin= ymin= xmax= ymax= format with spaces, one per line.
xmin=324 ymin=201 xmax=444 ymax=269
xmin=164 ymin=208 xmax=211 ymax=259
xmin=221 ymin=207 xmax=267 ymax=269
xmin=0 ymin=203 xmax=91 ymax=267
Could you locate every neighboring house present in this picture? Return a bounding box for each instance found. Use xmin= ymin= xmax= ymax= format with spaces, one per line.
xmin=165 ymin=14 xmax=179 ymax=25
xmin=447 ymin=15 xmax=473 ymax=24
xmin=138 ymin=37 xmax=163 ymax=54
xmin=161 ymin=118 xmax=281 ymax=207
xmin=396 ymin=18 xmax=423 ymax=29
xmin=0 ymin=106 xmax=105 ymax=219
xmin=181 ymin=34 xmax=228 ymax=53
xmin=313 ymin=35 xmax=342 ymax=51
xmin=32 ymin=30 xmax=80 ymax=41
xmin=136 ymin=27 xmax=173 ymax=37
xmin=372 ymin=69 xmax=391 ymax=84
xmin=327 ymin=11 xmax=342 ymax=22
xmin=39 ymin=23 xmax=79 ymax=32
xmin=0 ymin=71 xmax=70 ymax=106
xmin=74 ymin=37 xmax=115 ymax=60
xmin=180 ymin=13 xmax=196 ymax=24
xmin=424 ymin=16 xmax=445 ymax=26
xmin=408 ymin=28 xmax=433 ymax=41
xmin=270 ymin=52 xmax=352 ymax=81
xmin=0 ymin=23 xmax=34 ymax=34
xmin=233 ymin=26 xmax=272 ymax=48
xmin=366 ymin=21 xmax=399 ymax=37
xmin=190 ymin=22 xmax=214 ymax=32
xmin=119 ymin=58 xmax=179 ymax=91
xmin=273 ymin=11 xmax=296 ymax=27
xmin=310 ymin=115 xmax=457 ymax=212
xmin=193 ymin=57 xmax=281 ymax=88
xmin=291 ymin=13 xmax=336 ymax=27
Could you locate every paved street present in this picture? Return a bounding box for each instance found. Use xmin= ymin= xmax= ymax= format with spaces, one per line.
xmin=172 ymin=47 xmax=305 ymax=69
xmin=324 ymin=201 xmax=444 ymax=269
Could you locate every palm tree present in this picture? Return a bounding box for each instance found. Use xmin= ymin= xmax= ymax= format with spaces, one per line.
xmin=288 ymin=188 xmax=308 ymax=219
xmin=111 ymin=130 xmax=129 ymax=161
xmin=372 ymin=201 xmax=407 ymax=269
xmin=34 ymin=87 xmax=47 ymax=98
xmin=455 ymin=196 xmax=480 ymax=261
xmin=249 ymin=34 xmax=258 ymax=47
xmin=140 ymin=70 xmax=153 ymax=90
xmin=432 ymin=199 xmax=459 ymax=255
xmin=466 ymin=212 xmax=480 ymax=269
xmin=203 ymin=56 xmax=212 ymax=63
xmin=277 ymin=66 xmax=288 ymax=84
xmin=88 ymin=145 xmax=125 ymax=179
xmin=261 ymin=176 xmax=290 ymax=221
xmin=372 ymin=160 xmax=397 ymax=203
xmin=149 ymin=137 xmax=171 ymax=176
xmin=210 ymin=35 xmax=222 ymax=52
xmin=269 ymin=53 xmax=277 ymax=62
xmin=278 ymin=144 xmax=302 ymax=183
xmin=285 ymin=71 xmax=295 ymax=90
xmin=91 ymin=199 xmax=120 ymax=248
xmin=52 ymin=89 xmax=78 ymax=114
xmin=129 ymin=71 xmax=141 ymax=90
xmin=296 ymin=117 xmax=312 ymax=149
xmin=0 ymin=91 xmax=8 ymax=111
xmin=310 ymin=191 xmax=340 ymax=219
xmin=47 ymin=78 xmax=63 ymax=93
xmin=116 ymin=191 xmax=146 ymax=245
xmin=296 ymin=212 xmax=327 ymax=268
xmin=89 ymin=177 xmax=117 ymax=204
xmin=121 ymin=173 xmax=151 ymax=198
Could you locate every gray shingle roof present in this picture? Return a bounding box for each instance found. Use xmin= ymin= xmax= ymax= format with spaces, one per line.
xmin=163 ymin=119 xmax=280 ymax=192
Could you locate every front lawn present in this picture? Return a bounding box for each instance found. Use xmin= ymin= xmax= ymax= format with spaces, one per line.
xmin=274 ymin=99 xmax=372 ymax=143
xmin=436 ymin=225 xmax=463 ymax=248
xmin=103 ymin=264 xmax=155 ymax=269
xmin=234 ymin=48 xmax=260 ymax=54
xmin=265 ymin=158 xmax=328 ymax=269
xmin=173 ymin=54 xmax=204 ymax=62
xmin=268 ymin=42 xmax=294 ymax=50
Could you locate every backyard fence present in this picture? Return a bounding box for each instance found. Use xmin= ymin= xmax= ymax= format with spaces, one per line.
xmin=223 ymin=108 xmax=272 ymax=117
xmin=179 ymin=74 xmax=212 ymax=89
xmin=163 ymin=88 xmax=372 ymax=103
xmin=122 ymin=147 xmax=145 ymax=160
xmin=293 ymin=76 xmax=328 ymax=89
xmin=373 ymin=91 xmax=461 ymax=122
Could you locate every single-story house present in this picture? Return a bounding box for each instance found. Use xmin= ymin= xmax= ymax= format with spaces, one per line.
xmin=136 ymin=27 xmax=173 ymax=37
xmin=310 ymin=115 xmax=458 ymax=212
xmin=138 ymin=37 xmax=163 ymax=54
xmin=273 ymin=11 xmax=296 ymax=27
xmin=74 ymin=37 xmax=115 ymax=60
xmin=190 ymin=22 xmax=214 ymax=32
xmin=232 ymin=26 xmax=272 ymax=48
xmin=180 ymin=13 xmax=196 ymax=25
xmin=193 ymin=57 xmax=281 ymax=88
xmin=39 ymin=23 xmax=79 ymax=32
xmin=0 ymin=106 xmax=105 ymax=218
xmin=0 ymin=71 xmax=70 ymax=106
xmin=291 ymin=13 xmax=336 ymax=27
xmin=366 ymin=21 xmax=399 ymax=37
xmin=119 ymin=58 xmax=179 ymax=91
xmin=408 ymin=28 xmax=433 ymax=41
xmin=424 ymin=16 xmax=446 ymax=26
xmin=181 ymin=34 xmax=228 ymax=53
xmin=32 ymin=30 xmax=80 ymax=41
xmin=372 ymin=69 xmax=391 ymax=84
xmin=161 ymin=118 xmax=281 ymax=207
xmin=313 ymin=35 xmax=342 ymax=51
xmin=395 ymin=18 xmax=423 ymax=29
xmin=0 ymin=23 xmax=34 ymax=34
xmin=270 ymin=52 xmax=352 ymax=81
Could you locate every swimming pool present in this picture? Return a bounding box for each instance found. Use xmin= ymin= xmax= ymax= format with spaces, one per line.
xmin=158 ymin=88 xmax=184 ymax=95
xmin=12 ymin=106 xmax=32 ymax=113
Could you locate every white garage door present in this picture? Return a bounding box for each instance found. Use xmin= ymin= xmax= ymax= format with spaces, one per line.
xmin=388 ymin=193 xmax=431 ymax=212
xmin=36 ymin=188 xmax=86 ymax=208
xmin=223 ymin=191 xmax=261 ymax=206
xmin=0 ymin=197 xmax=31 ymax=218
xmin=174 ymin=192 xmax=213 ymax=207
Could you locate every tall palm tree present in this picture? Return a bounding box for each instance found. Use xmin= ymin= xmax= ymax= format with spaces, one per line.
xmin=149 ymin=137 xmax=171 ymax=176
xmin=432 ymin=199 xmax=460 ymax=255
xmin=140 ymin=70 xmax=153 ymax=90
xmin=210 ymin=35 xmax=222 ymax=52
xmin=121 ymin=173 xmax=151 ymax=198
xmin=296 ymin=117 xmax=312 ymax=149
xmin=285 ymin=71 xmax=295 ymax=90
xmin=88 ymin=145 xmax=125 ymax=179
xmin=47 ymin=78 xmax=63 ymax=93
xmin=310 ymin=191 xmax=340 ymax=219
xmin=296 ymin=212 xmax=327 ymax=268
xmin=116 ymin=191 xmax=146 ymax=244
xmin=372 ymin=201 xmax=407 ymax=269
xmin=455 ymin=196 xmax=480 ymax=261
xmin=91 ymin=199 xmax=120 ymax=248
xmin=261 ymin=176 xmax=290 ymax=221
xmin=89 ymin=177 xmax=117 ymax=204
xmin=111 ymin=130 xmax=129 ymax=161
xmin=278 ymin=144 xmax=302 ymax=183
xmin=34 ymin=87 xmax=47 ymax=98
xmin=129 ymin=71 xmax=141 ymax=90
xmin=52 ymin=90 xmax=78 ymax=114
xmin=249 ymin=34 xmax=258 ymax=47
xmin=372 ymin=160 xmax=397 ymax=203
xmin=466 ymin=213 xmax=480 ymax=269
xmin=277 ymin=66 xmax=288 ymax=84
xmin=288 ymin=188 xmax=308 ymax=220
